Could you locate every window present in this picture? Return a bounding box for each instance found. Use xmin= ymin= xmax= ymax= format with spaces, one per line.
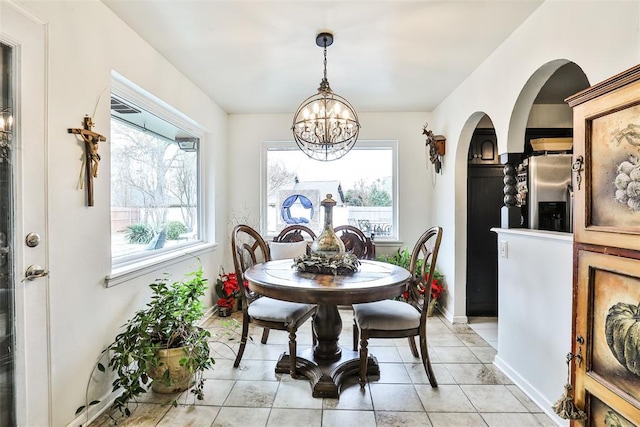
xmin=110 ymin=83 xmax=202 ymax=266
xmin=263 ymin=141 xmax=398 ymax=240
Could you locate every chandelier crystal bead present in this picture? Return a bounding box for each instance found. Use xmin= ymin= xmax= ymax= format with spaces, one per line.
xmin=292 ymin=32 xmax=360 ymax=161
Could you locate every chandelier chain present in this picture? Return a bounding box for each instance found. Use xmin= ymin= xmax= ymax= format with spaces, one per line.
xmin=323 ymin=37 xmax=328 ymax=83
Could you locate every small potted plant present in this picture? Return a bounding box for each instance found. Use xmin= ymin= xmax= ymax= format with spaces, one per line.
xmin=215 ymin=268 xmax=244 ymax=316
xmin=78 ymin=264 xmax=215 ymax=417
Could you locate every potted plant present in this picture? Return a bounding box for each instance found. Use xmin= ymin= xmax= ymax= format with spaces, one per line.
xmin=377 ymin=247 xmax=445 ymax=315
xmin=79 ymin=264 xmax=215 ymax=417
xmin=215 ymin=268 xmax=243 ymax=316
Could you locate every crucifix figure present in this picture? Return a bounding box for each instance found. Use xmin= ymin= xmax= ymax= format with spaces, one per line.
xmin=68 ymin=115 xmax=106 ymax=206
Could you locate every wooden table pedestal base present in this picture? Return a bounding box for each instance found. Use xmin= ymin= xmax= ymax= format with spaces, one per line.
xmin=275 ymin=347 xmax=379 ymax=398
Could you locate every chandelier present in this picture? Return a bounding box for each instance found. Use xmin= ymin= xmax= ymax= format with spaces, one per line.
xmin=292 ymin=32 xmax=360 ymax=161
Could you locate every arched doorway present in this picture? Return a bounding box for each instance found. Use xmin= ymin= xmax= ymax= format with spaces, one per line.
xmin=456 ymin=61 xmax=590 ymax=338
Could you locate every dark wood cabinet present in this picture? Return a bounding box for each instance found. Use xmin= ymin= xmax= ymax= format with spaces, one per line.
xmin=468 ymin=130 xmax=498 ymax=165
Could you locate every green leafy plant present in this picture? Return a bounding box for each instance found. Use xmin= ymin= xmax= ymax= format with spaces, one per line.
xmin=166 ymin=221 xmax=188 ymax=240
xmin=76 ymin=264 xmax=215 ymax=418
xmin=377 ymin=247 xmax=445 ymax=303
xmin=124 ymin=223 xmax=156 ymax=244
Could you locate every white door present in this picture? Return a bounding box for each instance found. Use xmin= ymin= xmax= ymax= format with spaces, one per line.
xmin=0 ymin=2 xmax=51 ymax=426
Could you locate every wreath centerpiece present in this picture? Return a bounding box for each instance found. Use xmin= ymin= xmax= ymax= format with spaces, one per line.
xmin=294 ymin=252 xmax=360 ymax=275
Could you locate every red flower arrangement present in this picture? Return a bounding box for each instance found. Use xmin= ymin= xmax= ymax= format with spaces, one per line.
xmin=400 ymin=276 xmax=445 ymax=303
xmin=215 ymin=269 xmax=247 ymax=310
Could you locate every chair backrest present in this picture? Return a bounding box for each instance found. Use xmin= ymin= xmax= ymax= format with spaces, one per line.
xmin=231 ymin=224 xmax=270 ymax=307
xmin=273 ymin=224 xmax=317 ymax=243
xmin=408 ymin=226 xmax=443 ymax=316
xmin=273 ymin=225 xmax=317 ymax=257
xmin=333 ymin=225 xmax=376 ymax=260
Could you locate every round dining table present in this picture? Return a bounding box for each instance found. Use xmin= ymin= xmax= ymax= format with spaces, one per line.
xmin=244 ymin=258 xmax=411 ymax=398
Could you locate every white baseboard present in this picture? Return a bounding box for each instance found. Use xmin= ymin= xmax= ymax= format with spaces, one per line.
xmin=65 ymin=391 xmax=118 ymax=427
xmin=494 ymin=355 xmax=568 ymax=427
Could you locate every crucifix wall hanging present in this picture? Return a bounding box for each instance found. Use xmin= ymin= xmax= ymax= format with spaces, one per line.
xmin=68 ymin=115 xmax=106 ymax=206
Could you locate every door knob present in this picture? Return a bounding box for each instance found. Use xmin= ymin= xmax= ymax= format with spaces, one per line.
xmin=22 ymin=265 xmax=49 ymax=282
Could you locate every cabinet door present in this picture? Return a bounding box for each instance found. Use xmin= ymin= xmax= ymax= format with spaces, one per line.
xmin=468 ymin=131 xmax=498 ymax=165
xmin=574 ymin=249 xmax=640 ymax=425
xmin=568 ymin=64 xmax=640 ymax=427
xmin=570 ymin=69 xmax=640 ymax=252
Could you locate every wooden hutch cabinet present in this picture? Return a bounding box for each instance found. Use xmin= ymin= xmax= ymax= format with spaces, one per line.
xmin=566 ymin=64 xmax=640 ymax=426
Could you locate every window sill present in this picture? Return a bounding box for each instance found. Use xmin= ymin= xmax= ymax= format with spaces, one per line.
xmin=105 ymin=242 xmax=217 ymax=288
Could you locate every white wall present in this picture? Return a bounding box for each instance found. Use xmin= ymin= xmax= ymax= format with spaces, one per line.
xmin=429 ymin=0 xmax=640 ymax=323
xmin=226 ymin=112 xmax=435 ymax=263
xmin=15 ymin=1 xmax=228 ymax=425
xmin=493 ymin=229 xmax=573 ymax=426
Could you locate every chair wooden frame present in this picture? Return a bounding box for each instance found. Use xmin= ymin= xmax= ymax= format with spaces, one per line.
xmin=352 ymin=226 xmax=443 ymax=387
xmin=273 ymin=224 xmax=317 ymax=247
xmin=231 ymin=224 xmax=317 ymax=377
xmin=334 ymin=225 xmax=376 ymax=260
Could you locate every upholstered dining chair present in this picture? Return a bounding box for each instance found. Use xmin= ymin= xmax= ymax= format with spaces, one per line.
xmin=352 ymin=226 xmax=443 ymax=387
xmin=231 ymin=224 xmax=317 ymax=377
xmin=334 ymin=225 xmax=375 ymax=260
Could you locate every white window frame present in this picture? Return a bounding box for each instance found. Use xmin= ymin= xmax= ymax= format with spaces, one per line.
xmin=105 ymin=72 xmax=213 ymax=287
xmin=261 ymin=140 xmax=399 ymax=241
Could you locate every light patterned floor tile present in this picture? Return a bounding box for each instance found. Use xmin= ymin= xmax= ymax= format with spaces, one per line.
xmin=428 ymin=412 xmax=488 ymax=427
xmin=212 ymin=407 xmax=270 ymax=427
xmin=407 ymin=362 xmax=455 ymax=385
xmin=369 ymin=383 xmax=425 ymax=411
xmin=376 ymin=362 xmax=412 ymax=383
xmin=468 ymin=347 xmax=497 ymax=364
xmin=432 ymin=346 xmax=482 ymax=364
xmin=461 ymin=385 xmax=528 ymax=412
xmin=88 ymin=311 xmax=556 ymax=427
xmin=321 ymin=409 xmax=377 ymax=427
xmin=223 ymin=380 xmax=278 ymax=407
xmin=273 ymin=378 xmax=323 ymax=409
xmin=266 ymin=408 xmax=322 ymax=427
xmin=190 ymin=379 xmax=235 ymax=406
xmin=444 ymin=363 xmax=511 ymax=385
xmin=375 ymin=411 xmax=433 ymax=427
xmin=481 ymin=412 xmax=545 ymax=426
xmin=323 ymin=378 xmax=373 ymax=411
xmin=415 ymin=384 xmax=476 ymax=413
xmin=158 ymin=405 xmax=220 ymax=427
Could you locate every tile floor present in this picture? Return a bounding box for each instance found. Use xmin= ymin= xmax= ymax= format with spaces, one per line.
xmin=90 ymin=309 xmax=555 ymax=427
xmin=468 ymin=317 xmax=498 ymax=350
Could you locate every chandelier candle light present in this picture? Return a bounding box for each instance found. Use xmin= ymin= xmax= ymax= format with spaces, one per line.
xmin=292 ymin=32 xmax=360 ymax=161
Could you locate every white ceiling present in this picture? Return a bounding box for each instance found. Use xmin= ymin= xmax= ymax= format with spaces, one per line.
xmin=102 ymin=0 xmax=547 ymax=115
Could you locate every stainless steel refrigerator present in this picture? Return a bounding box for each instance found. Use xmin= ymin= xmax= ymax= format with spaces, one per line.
xmin=526 ymin=153 xmax=573 ymax=232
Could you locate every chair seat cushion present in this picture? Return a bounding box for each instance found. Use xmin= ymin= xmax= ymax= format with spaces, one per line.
xmin=353 ymin=299 xmax=420 ymax=330
xmin=248 ymin=297 xmax=315 ymax=324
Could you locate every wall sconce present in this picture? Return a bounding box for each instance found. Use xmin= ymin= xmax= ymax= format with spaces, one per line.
xmin=423 ymin=123 xmax=446 ymax=174
xmin=176 ymin=136 xmax=198 ymax=152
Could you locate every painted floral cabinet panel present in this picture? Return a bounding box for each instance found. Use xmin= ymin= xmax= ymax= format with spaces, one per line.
xmin=568 ymin=65 xmax=640 ymax=251
xmin=567 ymin=64 xmax=640 ymax=426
